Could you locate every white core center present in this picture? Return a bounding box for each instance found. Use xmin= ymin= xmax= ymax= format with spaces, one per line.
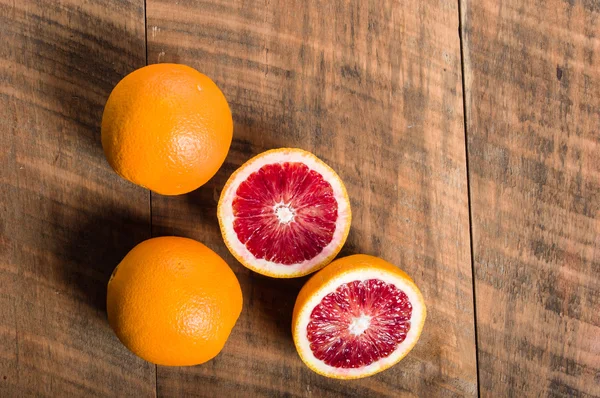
xmin=274 ymin=203 xmax=295 ymax=224
xmin=349 ymin=314 xmax=372 ymax=336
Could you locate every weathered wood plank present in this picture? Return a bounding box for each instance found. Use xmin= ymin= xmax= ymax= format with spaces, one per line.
xmin=0 ymin=0 xmax=155 ymax=395
xmin=461 ymin=0 xmax=600 ymax=396
xmin=147 ymin=0 xmax=477 ymax=396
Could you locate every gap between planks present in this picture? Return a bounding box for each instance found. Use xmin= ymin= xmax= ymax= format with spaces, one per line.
xmin=141 ymin=0 xmax=157 ymax=396
xmin=457 ymin=0 xmax=481 ymax=397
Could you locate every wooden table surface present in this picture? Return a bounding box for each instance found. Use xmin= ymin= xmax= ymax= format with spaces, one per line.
xmin=1 ymin=0 xmax=598 ymax=397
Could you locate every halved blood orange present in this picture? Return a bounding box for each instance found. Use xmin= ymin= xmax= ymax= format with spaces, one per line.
xmin=217 ymin=148 xmax=351 ymax=278
xmin=292 ymin=255 xmax=426 ymax=379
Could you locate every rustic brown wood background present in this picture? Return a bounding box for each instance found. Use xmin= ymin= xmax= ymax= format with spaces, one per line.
xmin=0 ymin=0 xmax=597 ymax=397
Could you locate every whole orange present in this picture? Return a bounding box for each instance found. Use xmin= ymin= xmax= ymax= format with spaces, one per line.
xmin=101 ymin=63 xmax=233 ymax=195
xmin=107 ymin=236 xmax=243 ymax=366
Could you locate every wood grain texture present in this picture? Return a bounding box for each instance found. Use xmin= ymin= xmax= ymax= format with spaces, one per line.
xmin=461 ymin=0 xmax=600 ymax=396
xmin=147 ymin=0 xmax=477 ymax=396
xmin=0 ymin=0 xmax=155 ymax=396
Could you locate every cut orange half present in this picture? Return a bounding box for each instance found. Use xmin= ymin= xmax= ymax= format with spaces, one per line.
xmin=292 ymin=255 xmax=426 ymax=379
xmin=217 ymin=148 xmax=351 ymax=278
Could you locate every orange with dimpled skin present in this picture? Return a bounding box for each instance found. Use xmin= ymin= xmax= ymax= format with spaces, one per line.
xmin=101 ymin=63 xmax=233 ymax=195
xmin=106 ymin=236 xmax=243 ymax=366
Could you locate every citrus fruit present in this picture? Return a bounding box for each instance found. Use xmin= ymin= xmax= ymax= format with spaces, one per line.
xmin=292 ymin=254 xmax=426 ymax=379
xmin=101 ymin=63 xmax=233 ymax=195
xmin=106 ymin=236 xmax=243 ymax=366
xmin=217 ymin=148 xmax=351 ymax=278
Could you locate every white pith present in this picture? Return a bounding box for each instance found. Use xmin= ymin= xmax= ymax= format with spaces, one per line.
xmin=219 ymin=149 xmax=351 ymax=277
xmin=294 ymin=269 xmax=426 ymax=378
xmin=274 ymin=202 xmax=295 ymax=224
xmin=349 ymin=314 xmax=371 ymax=336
